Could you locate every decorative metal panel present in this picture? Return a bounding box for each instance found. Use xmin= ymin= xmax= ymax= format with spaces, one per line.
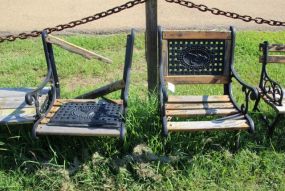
xmin=168 ymin=40 xmax=226 ymax=75
xmin=48 ymin=100 xmax=122 ymax=128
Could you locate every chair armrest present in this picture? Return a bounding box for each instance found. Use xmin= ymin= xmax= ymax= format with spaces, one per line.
xmin=230 ymin=65 xmax=258 ymax=114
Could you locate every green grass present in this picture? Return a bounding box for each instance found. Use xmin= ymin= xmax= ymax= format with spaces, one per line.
xmin=1 ymin=30 xmax=285 ymax=190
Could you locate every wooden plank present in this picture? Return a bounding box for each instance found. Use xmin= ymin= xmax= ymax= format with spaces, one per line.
xmin=0 ymin=87 xmax=50 ymax=98
xmin=53 ymin=99 xmax=99 ymax=106
xmin=36 ymin=125 xmax=121 ymax=136
xmin=164 ymin=75 xmax=229 ymax=84
xmin=76 ymin=80 xmax=125 ymax=99
xmin=166 ymin=102 xmax=234 ymax=110
xmin=0 ymin=108 xmax=36 ymax=124
xmin=168 ymin=95 xmax=231 ymax=103
xmin=268 ymin=44 xmax=285 ymax=52
xmin=163 ymin=31 xmax=231 ymax=40
xmin=259 ymin=55 xmax=285 ymax=63
xmin=145 ymin=0 xmax=158 ymax=92
xmin=46 ymin=35 xmax=112 ymax=63
xmin=0 ymin=94 xmax=48 ymax=109
xmin=166 ymin=108 xmax=238 ymax=117
xmin=167 ymin=120 xmax=249 ymax=131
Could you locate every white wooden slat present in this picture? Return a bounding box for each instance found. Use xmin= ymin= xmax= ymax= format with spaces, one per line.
xmin=36 ymin=125 xmax=121 ymax=136
xmin=0 ymin=87 xmax=50 ymax=97
xmin=167 ymin=120 xmax=249 ymax=131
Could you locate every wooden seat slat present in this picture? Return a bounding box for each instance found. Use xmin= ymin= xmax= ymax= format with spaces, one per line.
xmin=167 ymin=119 xmax=249 ymax=132
xmin=166 ymin=108 xmax=238 ymax=117
xmin=168 ymin=95 xmax=231 ymax=103
xmin=166 ymin=102 xmax=234 ymax=110
xmin=36 ymin=125 xmax=121 ymax=136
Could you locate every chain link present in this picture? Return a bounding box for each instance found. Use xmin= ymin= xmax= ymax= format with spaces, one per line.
xmin=1 ymin=0 xmax=284 ymax=43
xmin=0 ymin=0 xmax=147 ymax=43
xmin=165 ymin=0 xmax=285 ymax=27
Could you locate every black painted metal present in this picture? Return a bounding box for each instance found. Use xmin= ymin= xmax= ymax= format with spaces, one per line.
xmin=159 ymin=26 xmax=257 ymax=135
xmin=121 ymin=29 xmax=135 ymax=114
xmin=29 ymin=30 xmax=135 ymax=139
xmin=168 ymin=39 xmax=226 ymax=75
xmin=25 ymin=31 xmax=60 ymax=118
xmin=48 ymin=100 xmax=123 ymax=128
xmin=259 ymin=41 xmax=283 ymax=106
xmin=227 ymin=26 xmax=257 ymax=132
xmin=254 ymin=41 xmax=285 ymax=135
xmin=158 ymin=26 xmax=168 ymax=136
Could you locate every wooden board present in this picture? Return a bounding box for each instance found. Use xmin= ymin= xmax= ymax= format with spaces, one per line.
xmin=163 ymin=31 xmax=231 ymax=40
xmin=259 ymin=55 xmax=285 ymax=63
xmin=36 ymin=125 xmax=121 ymax=136
xmin=268 ymin=44 xmax=285 ymax=52
xmin=166 ymin=108 xmax=238 ymax=117
xmin=0 ymin=87 xmax=50 ymax=98
xmin=167 ymin=119 xmax=249 ymax=131
xmin=261 ymin=95 xmax=285 ymax=113
xmin=166 ymin=102 xmax=234 ymax=110
xmin=46 ymin=35 xmax=112 ymax=63
xmin=0 ymin=87 xmax=50 ymax=124
xmin=164 ymin=75 xmax=229 ymax=84
xmin=168 ymin=95 xmax=231 ymax=103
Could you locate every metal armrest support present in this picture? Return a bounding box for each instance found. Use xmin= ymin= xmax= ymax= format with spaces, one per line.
xmin=230 ymin=65 xmax=258 ymax=114
xmin=260 ymin=69 xmax=283 ymax=106
xmin=25 ymin=69 xmax=53 ymax=117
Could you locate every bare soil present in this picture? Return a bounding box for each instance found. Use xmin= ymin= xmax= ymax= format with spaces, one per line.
xmin=0 ymin=0 xmax=285 ymax=35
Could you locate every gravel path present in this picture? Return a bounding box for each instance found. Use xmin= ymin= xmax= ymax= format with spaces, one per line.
xmin=0 ymin=0 xmax=285 ymax=34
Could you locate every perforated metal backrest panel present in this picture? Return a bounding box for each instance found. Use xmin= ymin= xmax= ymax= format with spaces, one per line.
xmin=167 ymin=39 xmax=227 ymax=75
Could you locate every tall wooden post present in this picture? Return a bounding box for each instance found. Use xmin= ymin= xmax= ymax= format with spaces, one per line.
xmin=145 ymin=0 xmax=158 ymax=93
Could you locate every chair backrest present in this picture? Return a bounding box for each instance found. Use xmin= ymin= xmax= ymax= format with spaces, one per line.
xmin=259 ymin=42 xmax=285 ymax=64
xmin=159 ymin=27 xmax=235 ymax=85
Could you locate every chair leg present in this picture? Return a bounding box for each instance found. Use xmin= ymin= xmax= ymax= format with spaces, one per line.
xmin=162 ymin=115 xmax=168 ymax=137
xmin=253 ymin=96 xmax=261 ymax=112
xmin=268 ymin=114 xmax=281 ymax=137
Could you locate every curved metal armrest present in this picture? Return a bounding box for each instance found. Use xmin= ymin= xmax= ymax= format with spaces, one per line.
xmin=231 ymin=65 xmax=258 ymax=114
xmin=25 ymin=69 xmax=52 ymax=106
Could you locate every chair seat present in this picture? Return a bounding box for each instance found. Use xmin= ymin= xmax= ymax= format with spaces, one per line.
xmin=36 ymin=98 xmax=124 ymax=136
xmin=0 ymin=87 xmax=49 ymax=124
xmin=166 ymin=95 xmax=239 ymax=117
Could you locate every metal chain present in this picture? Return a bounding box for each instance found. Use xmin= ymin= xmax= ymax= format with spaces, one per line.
xmin=165 ymin=0 xmax=285 ymax=27
xmin=0 ymin=0 xmax=147 ymax=43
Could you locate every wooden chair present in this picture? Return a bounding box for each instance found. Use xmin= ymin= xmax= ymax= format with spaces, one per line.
xmin=253 ymin=41 xmax=285 ymax=135
xmin=159 ymin=26 xmax=258 ymax=136
xmin=25 ymin=29 xmax=135 ymax=140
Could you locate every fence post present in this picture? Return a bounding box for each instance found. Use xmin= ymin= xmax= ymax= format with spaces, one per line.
xmin=145 ymin=0 xmax=158 ymax=93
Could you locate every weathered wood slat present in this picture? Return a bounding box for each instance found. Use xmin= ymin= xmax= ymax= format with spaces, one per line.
xmin=168 ymin=95 xmax=231 ymax=103
xmin=46 ymin=35 xmax=112 ymax=63
xmin=163 ymin=31 xmax=231 ymax=40
xmin=166 ymin=102 xmax=234 ymax=110
xmin=0 ymin=87 xmax=50 ymax=124
xmin=167 ymin=120 xmax=249 ymax=131
xmin=53 ymin=99 xmax=99 ymax=106
xmin=166 ymin=108 xmax=238 ymax=117
xmin=36 ymin=125 xmax=121 ymax=136
xmin=0 ymin=87 xmax=50 ymax=98
xmin=164 ymin=75 xmax=229 ymax=84
xmin=268 ymin=44 xmax=285 ymax=52
xmin=259 ymin=55 xmax=285 ymax=63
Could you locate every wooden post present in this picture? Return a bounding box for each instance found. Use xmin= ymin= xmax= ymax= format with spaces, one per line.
xmin=145 ymin=0 xmax=158 ymax=93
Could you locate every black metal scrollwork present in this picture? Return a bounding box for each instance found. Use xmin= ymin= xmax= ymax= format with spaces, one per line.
xmin=261 ymin=73 xmax=283 ymax=106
